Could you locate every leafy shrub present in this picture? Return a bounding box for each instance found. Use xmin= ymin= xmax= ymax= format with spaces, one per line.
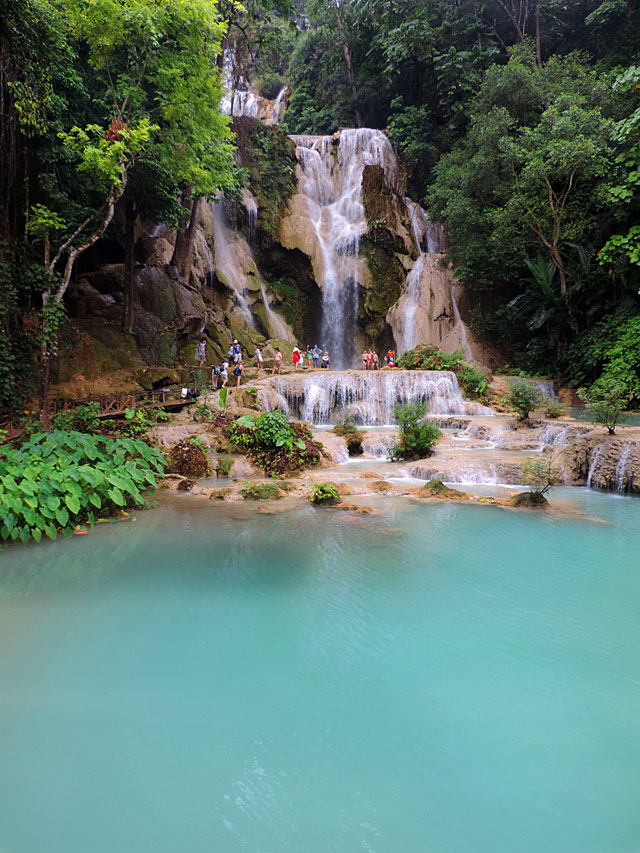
xmin=257 ymin=72 xmax=287 ymax=100
xmin=240 ymin=481 xmax=282 ymax=500
xmin=216 ymin=455 xmax=233 ymax=477
xmin=53 ymin=402 xmax=101 ymax=433
xmin=393 ymin=401 xmax=440 ymax=460
xmin=168 ymin=437 xmax=209 ymax=477
xmin=507 ymin=378 xmax=543 ymax=420
xmin=578 ymin=377 xmax=631 ymax=435
xmin=520 ymin=455 xmax=563 ymax=496
xmin=0 ymin=431 xmax=165 ymax=544
xmin=544 ymin=401 xmax=564 ymax=418
xmin=397 ymin=346 xmax=489 ymax=402
xmin=309 ymin=482 xmax=341 ymax=505
xmin=228 ymin=410 xmax=322 ymax=475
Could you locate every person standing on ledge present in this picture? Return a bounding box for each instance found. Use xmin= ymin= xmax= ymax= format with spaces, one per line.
xmin=254 ymin=346 xmax=264 ymax=371
xmin=196 ymin=339 xmax=207 ymax=367
xmin=272 ymin=347 xmax=283 ymax=375
xmin=234 ymin=360 xmax=244 ymax=387
xmin=371 ymin=351 xmax=379 ymax=370
xmin=306 ymin=346 xmax=313 ymax=369
xmin=313 ymin=344 xmax=322 ymax=368
xmin=362 ymin=349 xmax=368 ymax=371
xmin=293 ymin=346 xmax=301 ymax=369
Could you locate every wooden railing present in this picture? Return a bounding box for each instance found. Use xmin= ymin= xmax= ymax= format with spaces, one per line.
xmin=1 ymin=388 xmax=191 ymax=442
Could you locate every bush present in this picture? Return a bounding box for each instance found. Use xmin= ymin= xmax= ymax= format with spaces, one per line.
xmin=168 ymin=437 xmax=209 ymax=477
xmin=309 ymin=482 xmax=341 ymax=505
xmin=544 ymin=401 xmax=564 ymax=419
xmin=332 ymin=422 xmax=364 ymax=455
xmin=240 ymin=481 xmax=282 ymax=500
xmin=216 ymin=455 xmax=233 ymax=477
xmin=520 ymin=455 xmax=563 ymax=496
xmin=0 ymin=431 xmax=166 ymax=544
xmin=396 ymin=346 xmax=489 ymax=402
xmin=52 ymin=402 xmax=101 ymax=433
xmin=507 ymin=378 xmax=543 ymax=420
xmin=257 ymin=72 xmax=287 ymax=100
xmin=228 ymin=410 xmax=321 ymax=475
xmin=578 ymin=377 xmax=631 ymax=435
xmin=393 ymin=401 xmax=440 ymax=460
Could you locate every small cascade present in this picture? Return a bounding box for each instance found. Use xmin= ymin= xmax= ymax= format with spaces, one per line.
xmin=361 ymin=434 xmax=395 ymax=459
xmin=211 ymin=199 xmax=255 ymax=327
xmin=586 ymin=445 xmax=604 ymax=488
xmin=449 ymin=286 xmax=472 ymax=362
xmin=538 ymin=423 xmax=570 ymax=450
xmin=290 ymin=129 xmax=400 ymax=367
xmin=615 ymin=443 xmax=633 ymax=493
xmin=259 ymin=370 xmax=493 ymax=425
xmin=220 ymin=48 xmax=288 ymax=124
xmin=536 ymin=380 xmax=557 ymax=401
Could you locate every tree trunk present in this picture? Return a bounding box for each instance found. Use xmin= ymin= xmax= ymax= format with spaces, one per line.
xmin=331 ymin=3 xmax=362 ymax=127
xmin=535 ymin=1 xmax=543 ymax=68
xmin=171 ymin=193 xmax=202 ymax=281
xmin=122 ymin=201 xmax=136 ymax=332
xmin=38 ymin=337 xmax=50 ymax=426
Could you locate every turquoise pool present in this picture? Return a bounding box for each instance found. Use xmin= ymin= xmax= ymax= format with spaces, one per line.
xmin=1 ymin=489 xmax=639 ymax=852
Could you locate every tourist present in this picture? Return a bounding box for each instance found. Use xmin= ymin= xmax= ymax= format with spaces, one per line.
xmin=211 ymin=363 xmax=220 ymax=389
xmin=232 ymin=339 xmax=242 ymax=363
xmin=362 ymin=349 xmax=369 ymax=370
xmin=306 ymin=346 xmax=313 ymax=368
xmin=255 ymin=346 xmax=264 ymax=370
xmin=293 ymin=346 xmax=301 ymax=369
xmin=220 ymin=359 xmax=229 ymax=388
xmin=366 ymin=349 xmax=373 ymax=370
xmin=313 ymin=344 xmax=322 ymax=368
xmin=234 ymin=360 xmax=244 ymax=387
xmin=196 ymin=338 xmax=207 ymax=367
xmin=321 ymin=351 xmax=331 ymax=369
xmin=371 ymin=351 xmax=379 ymax=370
xmin=386 ymin=349 xmax=396 ymax=368
xmin=272 ymin=347 xmax=283 ymax=375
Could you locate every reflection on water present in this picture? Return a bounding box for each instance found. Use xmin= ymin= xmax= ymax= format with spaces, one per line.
xmin=1 ymin=490 xmax=640 ymax=852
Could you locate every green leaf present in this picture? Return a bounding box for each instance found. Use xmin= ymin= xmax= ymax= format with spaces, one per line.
xmin=55 ymin=507 xmax=69 ymax=527
xmin=47 ymin=495 xmax=60 ymax=511
xmin=108 ymin=487 xmax=125 ymax=506
xmin=45 ymin=525 xmax=57 ymax=541
xmin=20 ymin=527 xmax=30 ymax=544
xmin=32 ymin=527 xmax=42 ymax=543
xmin=65 ymin=494 xmax=80 ymax=514
xmin=89 ymin=492 xmax=102 ymax=508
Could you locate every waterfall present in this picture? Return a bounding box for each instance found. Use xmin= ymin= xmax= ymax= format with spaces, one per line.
xmin=211 ymin=199 xmax=255 ymax=327
xmin=586 ymin=445 xmax=604 ymax=488
xmin=272 ymin=86 xmax=289 ymax=122
xmin=259 ymin=370 xmax=493 ymax=425
xmin=290 ymin=129 xmax=400 ymax=368
xmin=536 ymin=380 xmax=557 ymax=400
xmin=538 ymin=424 xmax=569 ymax=450
xmin=615 ymin=443 xmax=633 ymax=493
xmin=449 ymin=286 xmax=472 ymax=361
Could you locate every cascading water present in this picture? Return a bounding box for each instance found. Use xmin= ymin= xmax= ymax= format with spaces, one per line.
xmin=259 ymin=370 xmax=493 ymax=425
xmin=210 ymin=198 xmax=255 ymax=327
xmin=615 ymin=442 xmax=633 ymax=493
xmin=290 ymin=129 xmax=400 ymax=368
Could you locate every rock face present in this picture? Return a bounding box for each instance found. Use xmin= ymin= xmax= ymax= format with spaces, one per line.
xmin=59 ymin=120 xmax=492 ymax=392
xmin=564 ymin=431 xmax=640 ymax=493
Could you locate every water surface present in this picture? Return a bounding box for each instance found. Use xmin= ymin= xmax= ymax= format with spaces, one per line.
xmin=1 ymin=490 xmax=639 ymax=852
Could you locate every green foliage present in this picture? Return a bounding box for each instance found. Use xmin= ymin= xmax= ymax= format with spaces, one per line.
xmin=393 ymin=401 xmax=440 ymax=460
xmin=257 ymin=73 xmax=287 ymax=100
xmin=520 ymin=455 xmax=563 ymax=496
xmin=544 ymin=401 xmax=564 ymax=419
xmin=397 ymin=346 xmax=489 ymax=402
xmin=168 ymin=438 xmax=209 ymax=477
xmin=52 ymin=402 xmax=101 ymax=433
xmin=0 ymin=430 xmax=165 ymax=545
xmin=507 ymin=378 xmax=543 ymax=420
xmin=216 ymin=455 xmax=233 ymax=477
xmin=219 ymin=387 xmax=228 ymax=409
xmin=228 ymin=409 xmax=320 ymax=475
xmin=578 ymin=376 xmax=631 ymax=435
xmin=240 ymin=121 xmax=297 ymax=238
xmin=240 ymin=481 xmax=282 ymax=500
xmin=309 ymin=482 xmax=341 ymax=506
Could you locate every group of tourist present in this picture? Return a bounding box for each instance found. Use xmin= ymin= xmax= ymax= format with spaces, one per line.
xmin=292 ymin=344 xmax=331 ymax=370
xmin=360 ymin=348 xmax=396 ymax=369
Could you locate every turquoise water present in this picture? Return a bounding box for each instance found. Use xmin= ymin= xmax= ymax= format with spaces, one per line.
xmin=1 ymin=489 xmax=640 ymax=852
